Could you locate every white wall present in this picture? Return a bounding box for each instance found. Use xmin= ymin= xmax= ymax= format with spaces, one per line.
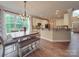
xmin=55 ymin=14 xmax=70 ymax=26
xmin=0 ymin=8 xmax=7 ymax=41
xmin=32 ymin=18 xmax=48 ymax=28
xmin=64 ymin=14 xmax=69 ymax=25
xmin=56 ymin=19 xmax=64 ymax=26
xmin=55 ymin=14 xmax=71 ymax=27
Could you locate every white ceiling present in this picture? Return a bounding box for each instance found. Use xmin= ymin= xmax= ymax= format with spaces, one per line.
xmin=0 ymin=1 xmax=79 ymax=19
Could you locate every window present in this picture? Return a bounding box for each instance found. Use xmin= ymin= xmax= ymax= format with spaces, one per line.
xmin=4 ymin=12 xmax=30 ymax=33
xmin=16 ymin=16 xmax=23 ymax=31
xmin=5 ymin=13 xmax=15 ymax=33
xmin=24 ymin=16 xmax=30 ymax=31
xmin=72 ymin=10 xmax=79 ymax=17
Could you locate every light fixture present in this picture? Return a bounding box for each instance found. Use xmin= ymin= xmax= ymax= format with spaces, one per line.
xmin=22 ymin=1 xmax=27 ymax=20
xmin=56 ymin=10 xmax=60 ymax=15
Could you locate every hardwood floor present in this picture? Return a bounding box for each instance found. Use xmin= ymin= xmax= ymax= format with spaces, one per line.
xmin=68 ymin=32 xmax=79 ymax=57
xmin=27 ymin=39 xmax=70 ymax=57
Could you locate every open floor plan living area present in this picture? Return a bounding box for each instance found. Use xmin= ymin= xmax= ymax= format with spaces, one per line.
xmin=0 ymin=1 xmax=79 ymax=57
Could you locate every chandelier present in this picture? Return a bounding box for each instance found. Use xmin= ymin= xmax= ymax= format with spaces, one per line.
xmin=22 ymin=1 xmax=27 ymax=20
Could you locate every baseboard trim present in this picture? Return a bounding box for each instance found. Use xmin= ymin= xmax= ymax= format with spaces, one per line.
xmin=53 ymin=40 xmax=70 ymax=42
xmin=41 ymin=36 xmax=53 ymax=42
xmin=41 ymin=36 xmax=70 ymax=42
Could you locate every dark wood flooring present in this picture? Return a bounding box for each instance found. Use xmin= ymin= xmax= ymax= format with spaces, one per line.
xmin=27 ymin=39 xmax=70 ymax=57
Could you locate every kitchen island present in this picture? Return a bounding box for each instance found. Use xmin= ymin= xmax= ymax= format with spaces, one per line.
xmin=40 ymin=28 xmax=71 ymax=42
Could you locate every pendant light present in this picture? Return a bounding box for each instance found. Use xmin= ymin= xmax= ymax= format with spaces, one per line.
xmin=23 ymin=1 xmax=27 ymax=20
